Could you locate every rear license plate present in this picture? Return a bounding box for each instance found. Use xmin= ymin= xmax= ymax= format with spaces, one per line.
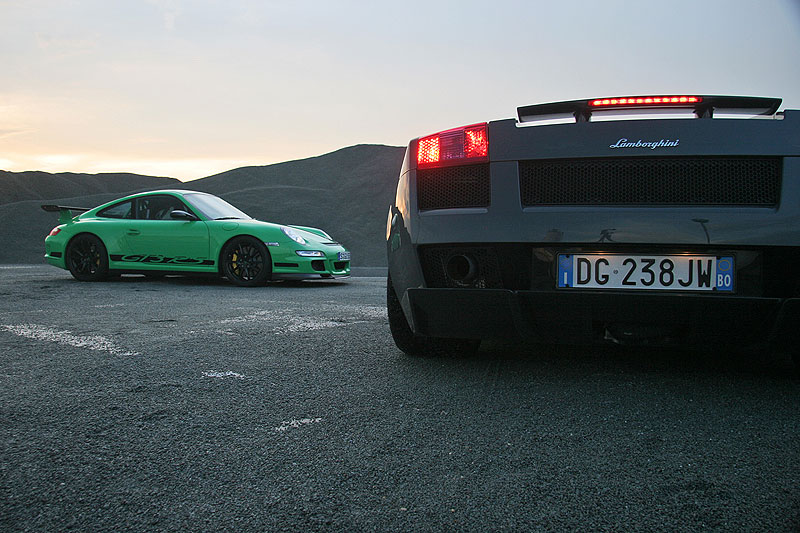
xmin=338 ymin=251 xmax=351 ymax=261
xmin=557 ymin=254 xmax=734 ymax=292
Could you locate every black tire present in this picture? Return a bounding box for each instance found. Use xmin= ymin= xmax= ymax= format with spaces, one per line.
xmin=221 ymin=236 xmax=271 ymax=287
xmin=387 ymin=273 xmax=479 ymax=356
xmin=65 ymin=234 xmax=110 ymax=282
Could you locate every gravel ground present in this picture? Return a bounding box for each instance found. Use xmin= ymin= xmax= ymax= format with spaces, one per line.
xmin=1 ymin=266 xmax=798 ymax=532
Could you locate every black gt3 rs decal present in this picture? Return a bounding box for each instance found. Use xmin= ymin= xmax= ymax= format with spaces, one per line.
xmin=110 ymin=254 xmax=214 ymax=265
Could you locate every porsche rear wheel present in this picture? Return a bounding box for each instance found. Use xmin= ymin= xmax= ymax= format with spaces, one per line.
xmin=66 ymin=234 xmax=110 ymax=282
xmin=221 ymin=237 xmax=271 ymax=287
xmin=387 ymin=273 xmax=479 ymax=357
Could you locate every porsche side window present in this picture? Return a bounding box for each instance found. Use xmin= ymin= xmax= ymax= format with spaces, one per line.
xmin=97 ymin=200 xmax=133 ymax=219
xmin=137 ymin=196 xmax=190 ymax=220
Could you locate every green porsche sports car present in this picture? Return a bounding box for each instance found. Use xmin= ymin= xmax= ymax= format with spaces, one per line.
xmin=42 ymin=189 xmax=350 ymax=286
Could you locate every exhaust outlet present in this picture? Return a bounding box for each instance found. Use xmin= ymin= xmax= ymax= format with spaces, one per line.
xmin=446 ymin=254 xmax=478 ymax=285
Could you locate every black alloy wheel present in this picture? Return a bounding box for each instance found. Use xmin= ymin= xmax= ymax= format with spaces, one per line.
xmin=221 ymin=237 xmax=271 ymax=287
xmin=66 ymin=234 xmax=110 ymax=281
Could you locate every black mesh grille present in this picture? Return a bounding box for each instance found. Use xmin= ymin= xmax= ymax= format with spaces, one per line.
xmin=418 ymin=164 xmax=490 ymax=210
xmin=519 ymin=157 xmax=782 ymax=206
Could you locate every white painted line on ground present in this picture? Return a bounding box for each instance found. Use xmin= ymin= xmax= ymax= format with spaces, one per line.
xmin=202 ymin=371 xmax=246 ymax=379
xmin=0 ymin=323 xmax=139 ymax=356
xmin=218 ymin=304 xmax=386 ymax=335
xmin=219 ymin=310 xmax=271 ymax=325
xmin=274 ymin=319 xmax=347 ymax=334
xmin=348 ymin=305 xmax=387 ymax=320
xmin=274 ymin=417 xmax=323 ymax=432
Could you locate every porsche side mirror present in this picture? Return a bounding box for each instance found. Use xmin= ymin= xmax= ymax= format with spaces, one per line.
xmin=170 ymin=210 xmax=199 ymax=221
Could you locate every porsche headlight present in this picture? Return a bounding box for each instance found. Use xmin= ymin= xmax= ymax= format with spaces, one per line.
xmin=282 ymin=226 xmax=307 ymax=245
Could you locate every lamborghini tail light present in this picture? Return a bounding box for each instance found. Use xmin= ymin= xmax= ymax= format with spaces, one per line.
xmin=417 ymin=123 xmax=488 ymax=167
xmin=417 ymin=136 xmax=440 ymax=166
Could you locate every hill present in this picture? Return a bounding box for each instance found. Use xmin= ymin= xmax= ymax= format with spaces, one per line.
xmin=0 ymin=144 xmax=405 ymax=266
xmin=0 ymin=171 xmax=182 ymax=206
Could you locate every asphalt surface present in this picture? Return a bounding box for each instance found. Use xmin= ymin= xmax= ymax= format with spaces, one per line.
xmin=1 ymin=265 xmax=798 ymax=532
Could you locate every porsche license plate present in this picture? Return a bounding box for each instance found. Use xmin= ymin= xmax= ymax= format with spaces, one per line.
xmin=557 ymin=254 xmax=734 ymax=292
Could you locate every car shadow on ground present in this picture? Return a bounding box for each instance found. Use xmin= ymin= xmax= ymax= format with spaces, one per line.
xmin=410 ymin=339 xmax=798 ymax=381
xmin=106 ymin=274 xmax=350 ymax=288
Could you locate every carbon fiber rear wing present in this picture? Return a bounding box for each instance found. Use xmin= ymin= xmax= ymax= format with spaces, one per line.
xmin=517 ymin=95 xmax=782 ymax=123
xmin=41 ymin=204 xmax=90 ymax=224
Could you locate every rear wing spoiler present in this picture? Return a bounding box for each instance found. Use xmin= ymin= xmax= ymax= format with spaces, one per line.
xmin=41 ymin=204 xmax=90 ymax=224
xmin=517 ymin=95 xmax=782 ymax=123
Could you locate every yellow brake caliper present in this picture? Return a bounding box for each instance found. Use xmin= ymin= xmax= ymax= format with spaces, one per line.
xmin=232 ymin=251 xmax=240 ymax=275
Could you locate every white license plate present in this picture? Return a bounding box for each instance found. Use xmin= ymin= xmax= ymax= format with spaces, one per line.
xmin=338 ymin=251 xmax=351 ymax=261
xmin=557 ymin=254 xmax=734 ymax=292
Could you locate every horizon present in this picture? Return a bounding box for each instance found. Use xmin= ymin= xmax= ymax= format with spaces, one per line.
xmin=0 ymin=142 xmax=405 ymax=182
xmin=2 ymin=0 xmax=799 ymax=181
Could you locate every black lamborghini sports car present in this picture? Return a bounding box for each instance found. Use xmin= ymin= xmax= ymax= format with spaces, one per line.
xmin=386 ymin=95 xmax=800 ymax=362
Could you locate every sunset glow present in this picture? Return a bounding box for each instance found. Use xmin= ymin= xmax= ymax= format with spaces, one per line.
xmin=1 ymin=0 xmax=798 ymax=181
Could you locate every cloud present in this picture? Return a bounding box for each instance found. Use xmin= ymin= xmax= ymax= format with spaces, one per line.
xmin=146 ymin=0 xmax=180 ymax=31
xmin=0 ymin=129 xmax=27 ymax=140
xmin=35 ymin=33 xmax=97 ymax=56
xmin=37 ymin=154 xmax=85 ymax=168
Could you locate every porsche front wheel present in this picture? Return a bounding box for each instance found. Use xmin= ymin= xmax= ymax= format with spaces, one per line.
xmin=221 ymin=237 xmax=271 ymax=287
xmin=66 ymin=234 xmax=110 ymax=282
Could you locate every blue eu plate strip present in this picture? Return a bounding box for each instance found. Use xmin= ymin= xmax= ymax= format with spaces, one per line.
xmin=558 ymin=254 xmax=572 ymax=288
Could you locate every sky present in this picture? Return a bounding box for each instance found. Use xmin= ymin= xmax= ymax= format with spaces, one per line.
xmin=1 ymin=0 xmax=799 ymax=181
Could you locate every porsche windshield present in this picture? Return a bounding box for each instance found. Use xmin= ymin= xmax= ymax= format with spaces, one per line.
xmin=184 ymin=193 xmax=252 ymax=220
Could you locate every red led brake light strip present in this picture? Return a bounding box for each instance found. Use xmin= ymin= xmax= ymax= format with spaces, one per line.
xmin=590 ymin=96 xmax=702 ymax=108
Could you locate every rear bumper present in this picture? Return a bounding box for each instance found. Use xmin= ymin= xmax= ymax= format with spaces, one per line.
xmin=43 ymin=252 xmax=66 ymax=269
xmin=406 ymin=288 xmax=800 ymax=348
